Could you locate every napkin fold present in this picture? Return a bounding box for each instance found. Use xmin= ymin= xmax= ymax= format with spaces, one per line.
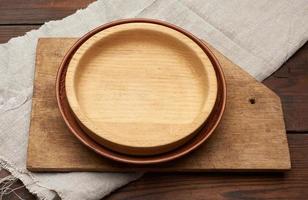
xmin=0 ymin=0 xmax=307 ymax=199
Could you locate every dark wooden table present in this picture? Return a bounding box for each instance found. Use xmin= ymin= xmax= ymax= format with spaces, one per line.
xmin=0 ymin=1 xmax=307 ymax=199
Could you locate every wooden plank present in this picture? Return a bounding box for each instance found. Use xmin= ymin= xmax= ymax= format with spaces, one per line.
xmin=3 ymin=134 xmax=306 ymax=200
xmin=0 ymin=169 xmax=36 ymax=200
xmin=263 ymin=42 xmax=308 ymax=132
xmin=27 ymin=38 xmax=290 ymax=172
xmin=0 ymin=0 xmax=95 ymax=24
xmin=105 ymin=134 xmax=308 ymax=200
xmin=0 ymin=25 xmax=39 ymax=43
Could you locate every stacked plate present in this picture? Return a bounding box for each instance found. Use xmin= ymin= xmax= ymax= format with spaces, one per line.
xmin=56 ymin=19 xmax=226 ymax=164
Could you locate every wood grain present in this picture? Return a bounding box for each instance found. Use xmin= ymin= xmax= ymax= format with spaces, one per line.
xmin=27 ymin=38 xmax=290 ymax=172
xmin=0 ymin=0 xmax=95 ymax=25
xmin=65 ymin=22 xmax=218 ymax=155
xmin=263 ymin=42 xmax=308 ymax=132
xmin=0 ymin=25 xmax=39 ymax=43
xmin=105 ymin=134 xmax=308 ymax=200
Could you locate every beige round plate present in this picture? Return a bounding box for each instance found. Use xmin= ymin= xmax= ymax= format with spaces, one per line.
xmin=65 ymin=22 xmax=218 ymax=155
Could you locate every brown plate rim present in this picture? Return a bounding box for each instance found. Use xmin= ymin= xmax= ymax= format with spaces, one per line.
xmin=55 ymin=18 xmax=227 ymax=165
xmin=64 ymin=22 xmax=219 ymax=155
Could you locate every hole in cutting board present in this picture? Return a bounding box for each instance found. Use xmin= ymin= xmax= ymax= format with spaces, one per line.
xmin=249 ymin=98 xmax=256 ymax=104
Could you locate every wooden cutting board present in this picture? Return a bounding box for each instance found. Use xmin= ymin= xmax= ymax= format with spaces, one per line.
xmin=27 ymin=38 xmax=291 ymax=172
